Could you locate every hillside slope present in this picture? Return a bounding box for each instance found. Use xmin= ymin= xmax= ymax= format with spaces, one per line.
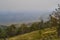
xmin=8 ymin=27 xmax=59 ymax=40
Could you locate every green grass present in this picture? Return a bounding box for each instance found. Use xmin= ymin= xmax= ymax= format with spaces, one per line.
xmin=8 ymin=27 xmax=59 ymax=40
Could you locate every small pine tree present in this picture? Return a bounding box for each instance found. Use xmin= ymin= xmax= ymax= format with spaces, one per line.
xmin=17 ymin=24 xmax=29 ymax=34
xmin=6 ymin=24 xmax=16 ymax=37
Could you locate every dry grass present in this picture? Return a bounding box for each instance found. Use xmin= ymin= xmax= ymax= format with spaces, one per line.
xmin=8 ymin=27 xmax=59 ymax=40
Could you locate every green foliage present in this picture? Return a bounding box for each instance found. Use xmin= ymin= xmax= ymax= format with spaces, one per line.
xmin=0 ymin=28 xmax=7 ymax=40
xmin=30 ymin=21 xmax=44 ymax=31
xmin=17 ymin=24 xmax=29 ymax=34
xmin=49 ymin=4 xmax=60 ymax=37
xmin=8 ymin=27 xmax=58 ymax=40
xmin=6 ymin=24 xmax=16 ymax=37
xmin=30 ymin=22 xmax=39 ymax=31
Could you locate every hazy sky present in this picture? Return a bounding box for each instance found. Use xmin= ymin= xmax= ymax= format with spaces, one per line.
xmin=0 ymin=0 xmax=60 ymax=25
xmin=0 ymin=0 xmax=60 ymax=11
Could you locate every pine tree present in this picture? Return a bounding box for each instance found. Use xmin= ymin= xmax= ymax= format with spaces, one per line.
xmin=49 ymin=4 xmax=60 ymax=37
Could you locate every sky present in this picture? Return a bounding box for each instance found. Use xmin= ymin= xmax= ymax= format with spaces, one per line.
xmin=0 ymin=0 xmax=60 ymax=25
xmin=0 ymin=0 xmax=60 ymax=11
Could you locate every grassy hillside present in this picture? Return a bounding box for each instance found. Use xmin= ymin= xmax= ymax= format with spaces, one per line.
xmin=8 ymin=27 xmax=59 ymax=40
